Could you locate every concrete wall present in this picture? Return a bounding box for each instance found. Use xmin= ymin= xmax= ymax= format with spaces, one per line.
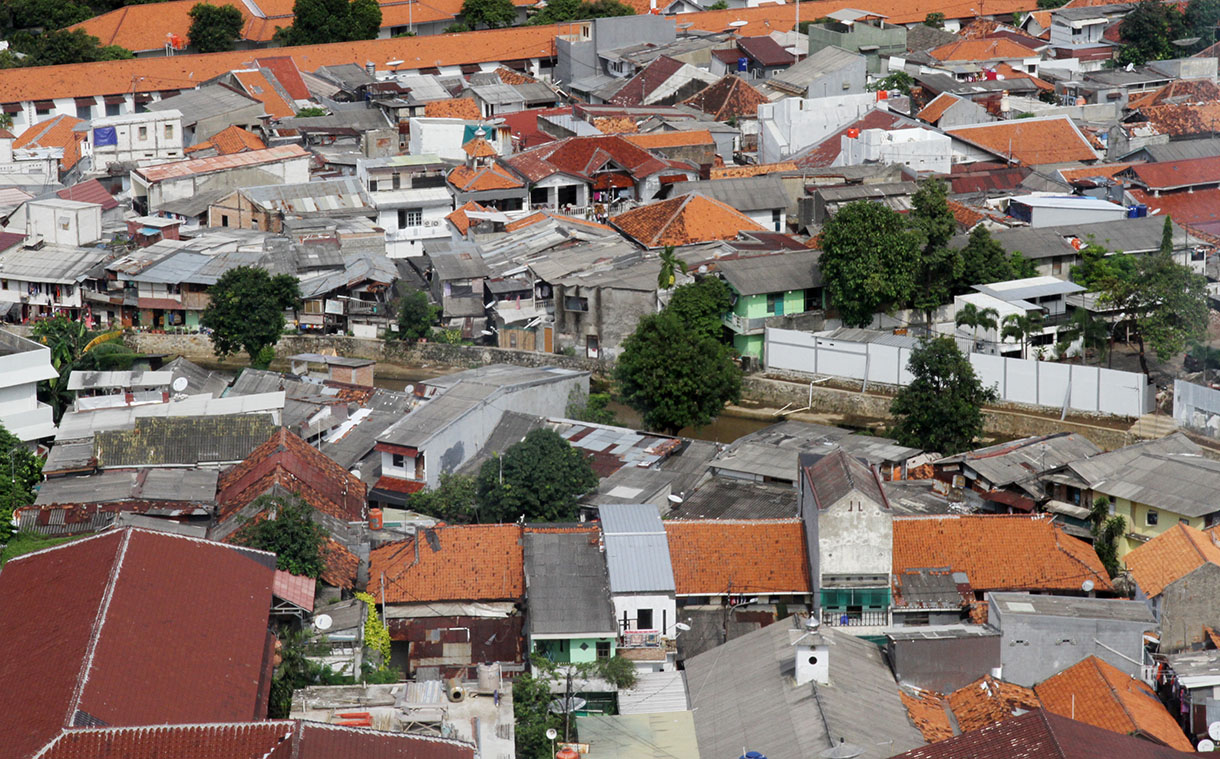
xmin=817 ymin=488 xmax=892 ymax=578
xmin=1161 ymin=563 xmax=1220 ymax=653
xmin=989 ymin=599 xmax=1153 ymax=686
xmin=805 ymin=57 xmax=868 ymax=99
xmin=612 ymin=592 xmax=678 ymax=638
xmin=758 ymin=95 xmax=878 ymax=164
xmin=886 ymin=632 xmax=1002 ymax=692
xmin=764 ymin=328 xmax=1154 ymax=417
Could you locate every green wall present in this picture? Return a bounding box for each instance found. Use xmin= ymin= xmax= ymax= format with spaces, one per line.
xmin=534 ymin=636 xmax=616 ymax=665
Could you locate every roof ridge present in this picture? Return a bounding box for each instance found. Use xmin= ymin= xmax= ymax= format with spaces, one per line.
xmin=1090 ymin=656 xmax=1142 ymax=734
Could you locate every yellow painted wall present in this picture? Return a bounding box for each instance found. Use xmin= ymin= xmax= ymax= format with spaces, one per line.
xmin=1113 ymin=496 xmax=1205 ymax=557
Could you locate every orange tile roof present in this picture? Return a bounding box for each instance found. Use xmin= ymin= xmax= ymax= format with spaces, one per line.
xmin=13 ymin=114 xmax=85 ymax=171
xmin=1128 ymin=79 xmax=1220 ymax=111
xmin=625 ymin=129 xmax=715 ymax=150
xmin=917 ymin=92 xmax=962 ymax=123
xmin=1058 ymin=162 xmax=1134 ymax=184
xmin=1035 ymin=656 xmax=1193 ymax=752
xmin=369 ymin=524 xmax=524 ymax=603
xmin=901 ymin=689 xmax=956 ymax=743
xmin=232 ymin=68 xmax=295 ymax=118
xmin=949 ymin=675 xmax=1041 ymax=734
xmin=502 ymin=210 xmax=614 ymax=233
xmin=664 ymin=519 xmax=811 ymax=595
xmin=463 ymin=136 xmax=498 ymax=158
xmin=495 ymin=66 xmax=538 ymax=85
xmin=611 ymin=192 xmax=766 ymax=248
xmin=320 ymin=538 xmax=358 ymax=589
xmin=447 ymin=162 xmax=523 ymax=192
xmin=591 ymin=116 xmax=639 ymax=135
xmin=185 ymin=124 xmax=266 ymax=155
xmin=447 ymin=200 xmax=488 ymax=236
xmin=70 ymin=0 xmax=259 ymax=51
xmin=930 ymin=37 xmax=1040 ymax=62
xmin=946 ymin=117 xmax=1100 ymax=166
xmin=682 ymin=74 xmax=770 ymax=122
xmin=424 ymin=98 xmax=482 ymax=120
xmin=892 ymin=514 xmax=1112 ymax=593
xmin=1124 ymin=523 xmax=1220 ymax=599
xmin=710 ymin=161 xmax=797 ymax=179
xmin=947 ymin=198 xmax=986 ymax=228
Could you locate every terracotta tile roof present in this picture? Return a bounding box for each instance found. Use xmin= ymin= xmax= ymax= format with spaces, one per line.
xmin=929 ymin=37 xmax=1039 ymax=61
xmin=369 ymin=524 xmax=525 ymax=603
xmin=611 ymin=192 xmax=766 ymax=248
xmin=233 ymin=69 xmax=295 ymax=118
xmin=186 ymin=124 xmax=267 ymax=155
xmin=949 ymin=675 xmax=1041 ymax=734
xmin=69 ymin=0 xmax=259 ymax=51
xmin=495 ymin=66 xmax=538 ymax=85
xmin=607 ymin=55 xmax=686 ymax=107
xmin=255 ymin=56 xmax=310 ymax=100
xmin=591 ymin=116 xmax=639 ymax=135
xmin=462 ymin=136 xmax=498 ymax=158
xmin=901 ymin=689 xmax=956 ymax=743
xmin=447 ymin=162 xmax=523 ymax=192
xmin=1124 ymin=523 xmax=1220 ymax=599
xmin=681 ymin=0 xmax=1041 ymax=37
xmin=1127 ymin=78 xmax=1220 ymax=110
xmin=502 ymin=210 xmax=614 ymax=233
xmin=217 ymin=427 xmax=367 ymax=524
xmin=945 ymin=117 xmax=1100 ymax=166
xmin=664 ymin=519 xmax=811 ymax=595
xmin=0 ymin=529 xmax=276 ymax=759
xmin=917 ymin=92 xmax=962 ymax=123
xmin=504 ymin=134 xmax=686 ymax=184
xmin=947 ymin=198 xmax=986 ymax=229
xmin=1129 ymin=187 xmax=1220 ymax=237
xmin=320 ymin=538 xmax=358 ymax=589
xmin=1027 ymin=9 xmax=1052 ymax=28
xmin=710 ymin=161 xmax=797 ymax=179
xmin=682 ymin=74 xmax=770 ymax=122
xmin=447 ymin=200 xmax=488 ymax=236
xmin=424 ymin=97 xmax=482 ymax=119
xmin=373 ymin=475 xmax=426 ymax=495
xmin=1124 ymin=156 xmax=1220 ymax=191
xmin=1034 ymin=656 xmax=1193 ymax=751
xmin=892 ymin=514 xmax=1112 ymax=593
xmin=1058 ymin=162 xmax=1133 ymax=184
xmin=57 ymin=178 xmax=118 ymax=210
xmin=737 ymin=34 xmax=798 ymax=67
xmin=14 ymin=114 xmax=86 ymax=171
xmin=1129 ymin=100 xmax=1220 ymax=138
xmin=625 ymin=129 xmax=715 ymax=150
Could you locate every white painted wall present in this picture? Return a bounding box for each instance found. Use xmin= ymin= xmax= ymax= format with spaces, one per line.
xmin=26 ymin=199 xmax=102 ymax=246
xmin=758 ymin=94 xmax=879 ymax=163
xmin=88 ymin=110 xmax=184 ymax=169
xmin=0 ymin=331 xmax=58 ymax=440
xmin=836 ymin=127 xmax=951 ymax=174
xmin=818 ymin=489 xmax=892 ymax=578
xmin=612 ymin=593 xmax=678 ymax=637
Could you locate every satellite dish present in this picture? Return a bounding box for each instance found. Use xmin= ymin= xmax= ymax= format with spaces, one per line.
xmin=676 ymin=622 xmax=691 ymax=632
xmin=171 ymin=376 xmax=188 ymax=392
xmin=1209 ymin=721 xmax=1220 ymax=741
xmin=728 ymin=19 xmax=748 ymax=27
xmin=405 ymin=384 xmax=415 ymax=395
xmin=667 ymin=494 xmax=683 ymax=503
xmin=1199 ymin=739 xmax=1216 ymax=752
xmin=545 ymin=729 xmax=558 ymax=741
xmin=314 ymin=613 xmax=333 ymax=631
xmin=1081 ymin=579 xmax=1095 ymax=592
xmin=387 ymin=59 xmax=404 ymax=66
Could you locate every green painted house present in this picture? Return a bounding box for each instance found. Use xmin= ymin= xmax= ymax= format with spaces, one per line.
xmin=524 ymin=530 xmax=619 ymax=667
xmin=718 ymin=249 xmax=823 ymax=360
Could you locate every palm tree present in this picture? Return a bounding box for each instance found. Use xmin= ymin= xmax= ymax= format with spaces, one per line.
xmin=1001 ymin=312 xmax=1045 ymax=360
xmin=954 ymin=303 xmax=999 ymax=353
xmin=657 ymin=245 xmax=687 ymax=290
xmin=1059 ymin=308 xmax=1110 ymax=365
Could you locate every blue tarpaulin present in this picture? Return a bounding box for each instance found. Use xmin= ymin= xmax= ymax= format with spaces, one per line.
xmin=93 ymin=126 xmax=118 ymax=146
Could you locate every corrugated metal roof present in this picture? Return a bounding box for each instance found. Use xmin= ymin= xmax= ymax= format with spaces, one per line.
xmin=136 ymin=144 xmax=308 ymax=183
xmin=599 ymin=503 xmax=676 ymax=594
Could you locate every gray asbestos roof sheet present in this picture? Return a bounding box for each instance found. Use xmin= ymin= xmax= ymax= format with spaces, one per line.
xmin=599 ymin=503 xmax=675 ymax=594
xmin=685 ymin=619 xmax=924 ymax=759
xmin=524 ymin=531 xmax=618 ymax=636
xmin=990 ymin=592 xmax=1155 ymax=623
xmin=667 ymin=176 xmax=789 ymax=213
xmin=717 ymin=249 xmax=821 ymax=296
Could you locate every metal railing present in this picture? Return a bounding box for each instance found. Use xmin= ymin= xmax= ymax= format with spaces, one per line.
xmin=820 ymin=609 xmax=889 ymax=627
xmin=619 ymin=629 xmax=661 ymax=648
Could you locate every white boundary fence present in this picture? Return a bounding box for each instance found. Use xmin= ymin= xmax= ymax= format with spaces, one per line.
xmin=1174 ymin=379 xmax=1220 ymax=437
xmin=764 ymin=327 xmax=1155 ymax=417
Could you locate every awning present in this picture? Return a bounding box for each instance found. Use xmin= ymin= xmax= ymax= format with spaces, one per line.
xmin=460 ymin=63 xmax=481 ymax=74
xmin=33 ymin=101 xmax=53 ymax=110
xmin=136 ymin=297 xmax=183 ymax=310
xmin=593 ymin=173 xmax=632 ymax=190
xmin=2 ymin=103 xmax=19 ymax=114
xmin=982 ymin=489 xmax=1035 ymax=512
xmin=74 ymin=97 xmax=96 ymax=106
xmin=103 ymin=95 xmax=126 ymax=105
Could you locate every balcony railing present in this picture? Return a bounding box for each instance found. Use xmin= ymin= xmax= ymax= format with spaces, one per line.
xmin=619 ymin=629 xmax=661 ymax=648
xmin=820 ymin=609 xmax=889 ymax=627
xmin=723 ymin=312 xmax=770 ymax=334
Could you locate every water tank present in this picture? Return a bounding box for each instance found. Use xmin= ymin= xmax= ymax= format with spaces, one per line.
xmin=1136 ymin=204 xmax=1148 ymax=217
xmin=446 ymin=676 xmax=465 ymax=703
xmin=737 ymin=57 xmax=749 ymax=72
xmin=368 ymin=507 xmax=383 ymax=531
xmin=740 ymin=753 xmax=767 ymax=759
xmin=876 ymin=89 xmax=888 ymax=101
xmin=477 ymin=662 xmax=501 ymax=693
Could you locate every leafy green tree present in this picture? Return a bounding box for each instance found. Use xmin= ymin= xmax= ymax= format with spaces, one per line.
xmin=294 ymin=106 xmax=327 ymax=117
xmin=529 ymin=0 xmax=632 ymax=23
xmin=268 ymin=625 xmax=352 ymax=717
xmin=201 ymin=266 xmax=299 ymax=367
xmin=1189 ymin=342 xmax=1220 ymax=383
xmin=31 ymin=316 xmax=113 ymax=421
xmin=1069 ymin=241 xmax=1137 ymax=291
xmin=1088 ymin=496 xmax=1125 ymax=578
xmin=1036 ymin=0 xmax=1069 ymax=7
xmin=923 ymin=11 xmax=945 ymax=26
xmin=909 ymin=179 xmax=962 ymax=329
xmin=187 ymin=2 xmax=244 ymax=52
xmin=460 ymin=0 xmax=517 ymax=28
xmin=1009 ymin=251 xmax=1038 ymax=279
xmin=0 ymin=422 xmax=42 ymax=541
xmin=819 ymin=200 xmax=921 ymax=327
xmin=397 ymin=288 xmax=440 ymax=342
xmin=276 ymin=0 xmax=381 ymax=45
xmin=1058 ymin=308 xmax=1111 ymax=364
xmin=231 ymin=494 xmax=328 ymax=578
xmin=444 ymin=21 xmax=471 ymax=31
xmin=513 ymin=671 xmax=563 ymax=759
xmin=567 ymin=390 xmax=621 ymax=425
xmin=1159 ymin=215 xmax=1175 ymax=256
xmin=867 ymin=70 xmax=914 ymax=95
xmin=4 ymin=0 xmax=94 ymax=35
xmin=956 ymin=225 xmax=1023 ymax=292
xmin=657 ymin=245 xmax=687 ymax=290
xmin=1118 ymin=0 xmax=1183 ymax=65
xmin=13 ymin=29 xmax=133 ymax=66
xmin=1000 ymin=311 xmax=1045 ymax=359
xmin=475 ymin=429 xmax=598 ymax=522
xmin=531 ymin=654 xmax=637 ymax=743
xmin=666 ymin=277 xmax=732 ymax=337
xmin=409 ymin=472 xmax=478 ymax=523
xmin=616 ymin=310 xmax=742 ymax=434
xmin=1185 ymin=0 xmax=1220 ymax=47
xmin=954 ymin=303 xmax=999 ymax=352
xmin=890 ymin=337 xmax=997 ymax=455
xmin=707 ymin=0 xmax=728 ymax=8
xmin=1101 ymin=247 xmax=1209 ymax=376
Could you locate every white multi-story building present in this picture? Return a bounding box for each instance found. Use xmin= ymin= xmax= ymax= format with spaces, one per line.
xmin=357 ymin=154 xmax=453 ymax=258
xmin=85 ymin=110 xmax=184 ymax=173
xmin=0 ymin=330 xmax=58 ymax=441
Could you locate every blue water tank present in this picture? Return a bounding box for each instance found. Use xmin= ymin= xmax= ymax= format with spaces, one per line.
xmin=737 ymin=57 xmax=749 ymax=72
xmin=1127 ymin=206 xmax=1139 ymax=219
xmin=740 ymin=753 xmax=767 ymax=759
xmin=1136 ymin=204 xmax=1148 ymax=217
